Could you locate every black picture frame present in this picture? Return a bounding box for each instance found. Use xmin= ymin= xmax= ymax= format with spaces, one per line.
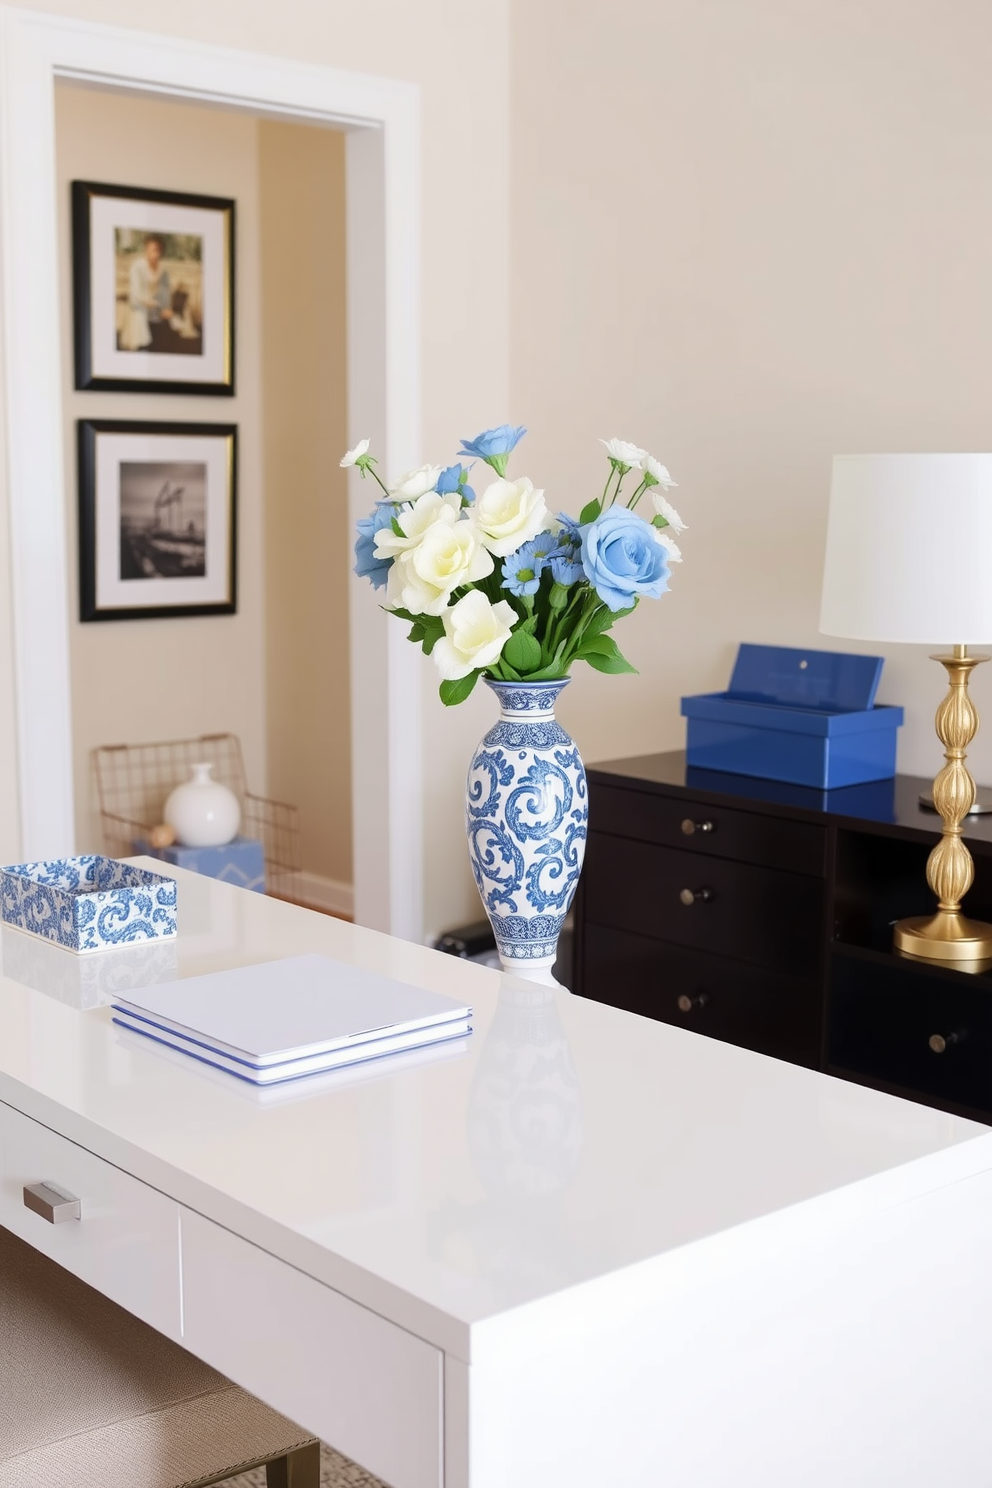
xmin=78 ymin=419 xmax=238 ymax=622
xmin=72 ymin=181 xmax=235 ymax=395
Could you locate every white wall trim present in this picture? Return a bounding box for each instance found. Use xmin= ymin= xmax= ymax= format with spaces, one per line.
xmin=295 ymin=872 xmax=355 ymax=920
xmin=0 ymin=6 xmax=423 ymax=940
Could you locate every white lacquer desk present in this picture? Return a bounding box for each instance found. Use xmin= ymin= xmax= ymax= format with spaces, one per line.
xmin=1 ymin=865 xmax=991 ymax=1488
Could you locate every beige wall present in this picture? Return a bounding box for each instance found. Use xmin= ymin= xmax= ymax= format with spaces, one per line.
xmin=54 ymin=85 xmax=268 ymax=850
xmin=0 ymin=0 xmax=510 ymax=934
xmin=509 ymin=0 xmax=992 ymax=797
xmin=259 ymin=121 xmax=352 ymax=888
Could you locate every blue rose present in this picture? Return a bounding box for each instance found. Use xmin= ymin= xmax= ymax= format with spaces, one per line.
xmin=354 ymin=504 xmax=395 ymax=590
xmin=580 ymin=507 xmax=670 ymax=612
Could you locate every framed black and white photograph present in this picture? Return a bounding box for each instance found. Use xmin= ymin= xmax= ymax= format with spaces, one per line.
xmin=72 ymin=181 xmax=235 ymax=395
xmin=78 ymin=420 xmax=237 ymax=621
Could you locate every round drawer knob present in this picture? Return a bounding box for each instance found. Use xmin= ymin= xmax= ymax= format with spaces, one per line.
xmin=681 ymin=818 xmax=714 ymax=836
xmin=679 ymin=887 xmax=714 ymax=906
xmin=677 ymin=992 xmax=709 ymax=1013
xmin=928 ymin=1031 xmax=962 ymax=1055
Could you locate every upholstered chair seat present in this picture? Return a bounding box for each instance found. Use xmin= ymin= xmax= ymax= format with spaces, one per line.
xmin=0 ymin=1225 xmax=319 ymax=1488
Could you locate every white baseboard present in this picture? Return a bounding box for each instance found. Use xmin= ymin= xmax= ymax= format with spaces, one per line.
xmin=296 ymin=872 xmax=355 ymax=919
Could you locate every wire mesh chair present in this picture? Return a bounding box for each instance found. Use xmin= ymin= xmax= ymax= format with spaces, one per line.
xmin=93 ymin=733 xmax=302 ymax=901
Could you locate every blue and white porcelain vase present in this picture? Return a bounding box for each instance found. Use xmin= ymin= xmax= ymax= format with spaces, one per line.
xmin=466 ymin=679 xmax=587 ymax=985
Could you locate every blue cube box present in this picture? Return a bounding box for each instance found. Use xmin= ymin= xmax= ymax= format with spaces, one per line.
xmin=136 ymin=836 xmax=266 ymax=893
xmin=681 ymin=644 xmax=904 ymax=790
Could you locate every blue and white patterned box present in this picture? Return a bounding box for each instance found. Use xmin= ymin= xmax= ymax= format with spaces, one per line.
xmin=0 ymin=856 xmax=177 ymax=954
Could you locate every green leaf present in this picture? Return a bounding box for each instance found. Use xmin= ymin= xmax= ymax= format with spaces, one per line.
xmin=583 ymin=641 xmax=638 ymax=675
xmin=439 ymin=671 xmax=480 ymax=706
xmin=503 ymin=628 xmax=543 ymax=674
xmin=578 ymin=634 xmax=622 ymax=658
xmin=390 ymin=607 xmax=417 ymax=623
xmin=391 ymin=516 xmax=405 ymax=537
xmin=407 ymin=623 xmax=425 ymax=643
xmin=579 ymin=499 xmax=601 ymax=525
xmin=651 ymin=513 xmax=669 ymax=529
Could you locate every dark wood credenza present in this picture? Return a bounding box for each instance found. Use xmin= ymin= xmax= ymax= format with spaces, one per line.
xmin=572 ymin=752 xmax=992 ymax=1125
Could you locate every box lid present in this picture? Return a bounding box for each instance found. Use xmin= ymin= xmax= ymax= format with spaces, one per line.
xmin=727 ymin=644 xmax=883 ymax=713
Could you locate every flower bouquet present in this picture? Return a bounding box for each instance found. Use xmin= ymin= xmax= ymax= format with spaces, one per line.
xmin=345 ymin=425 xmax=684 ymax=983
xmin=348 ymin=425 xmax=683 ymax=705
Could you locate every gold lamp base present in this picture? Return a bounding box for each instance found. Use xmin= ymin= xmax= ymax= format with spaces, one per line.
xmin=894 ymin=910 xmax=992 ymax=963
xmin=896 ymin=646 xmax=992 ymax=968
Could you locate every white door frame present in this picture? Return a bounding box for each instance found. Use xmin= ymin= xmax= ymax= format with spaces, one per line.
xmin=0 ymin=6 xmax=423 ymax=940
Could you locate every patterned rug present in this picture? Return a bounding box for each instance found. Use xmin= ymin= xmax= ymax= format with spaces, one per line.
xmin=228 ymin=1441 xmax=387 ymax=1487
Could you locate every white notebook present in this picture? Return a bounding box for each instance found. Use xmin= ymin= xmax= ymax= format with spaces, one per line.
xmin=111 ymin=954 xmax=472 ymax=1084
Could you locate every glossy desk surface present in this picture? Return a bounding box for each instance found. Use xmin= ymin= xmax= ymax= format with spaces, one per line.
xmin=1 ymin=863 xmax=989 ymax=1361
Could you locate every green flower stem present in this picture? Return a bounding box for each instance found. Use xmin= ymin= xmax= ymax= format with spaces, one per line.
xmin=364 ymin=463 xmax=393 ymax=500
xmin=600 ymin=468 xmax=614 ymax=506
xmin=608 ymin=466 xmax=626 ymax=507
xmin=626 ymin=476 xmax=650 ymax=510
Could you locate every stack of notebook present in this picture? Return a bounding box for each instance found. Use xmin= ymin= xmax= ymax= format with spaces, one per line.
xmin=111 ymin=954 xmax=472 ymax=1086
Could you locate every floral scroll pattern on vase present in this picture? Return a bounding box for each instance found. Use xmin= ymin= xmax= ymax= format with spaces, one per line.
xmin=466 ymin=680 xmax=586 ymax=984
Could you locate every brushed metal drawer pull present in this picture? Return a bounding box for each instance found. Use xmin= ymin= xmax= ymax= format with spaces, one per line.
xmin=928 ymin=1031 xmax=965 ymax=1055
xmin=679 ymin=887 xmax=714 ymax=906
xmin=23 ymin=1182 xmax=81 ymax=1224
xmin=681 ymin=818 xmax=714 ymax=836
xmin=677 ymin=992 xmax=709 ymax=1013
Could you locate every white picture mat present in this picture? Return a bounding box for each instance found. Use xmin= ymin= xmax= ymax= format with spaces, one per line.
xmin=95 ymin=430 xmax=233 ymax=610
xmin=88 ymin=194 xmax=229 ymax=384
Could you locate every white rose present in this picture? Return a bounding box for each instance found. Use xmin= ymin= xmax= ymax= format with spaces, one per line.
xmin=654 ymin=530 xmax=682 ymax=563
xmin=600 ymin=437 xmax=647 ymax=469
xmin=651 ymin=492 xmax=687 ymax=532
xmin=390 ymin=464 xmax=443 ymax=500
xmin=386 ymin=520 xmax=494 ymax=615
xmin=373 ymin=492 xmax=461 ymax=560
xmin=339 ymin=438 xmax=371 ymax=468
xmin=433 ymin=592 xmax=517 ymax=681
xmin=469 ymin=476 xmax=548 ymax=557
xmin=644 ymin=454 xmax=678 ymax=490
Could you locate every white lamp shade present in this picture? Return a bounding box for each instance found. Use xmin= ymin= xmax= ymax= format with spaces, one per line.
xmin=820 ymin=453 xmax=992 ymax=645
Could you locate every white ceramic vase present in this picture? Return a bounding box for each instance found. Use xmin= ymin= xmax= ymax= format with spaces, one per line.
xmin=164 ymin=763 xmax=241 ymax=848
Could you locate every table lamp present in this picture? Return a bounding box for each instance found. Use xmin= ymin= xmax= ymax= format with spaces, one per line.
xmin=820 ymin=453 xmax=992 ymax=964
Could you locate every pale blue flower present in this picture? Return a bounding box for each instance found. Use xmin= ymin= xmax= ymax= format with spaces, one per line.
xmin=580 ymin=507 xmax=670 ymax=611
xmin=551 ymin=552 xmax=585 ymax=586
xmin=436 ymin=463 xmax=476 ymax=504
xmin=501 ymin=531 xmax=557 ymax=596
xmin=354 ymin=505 xmax=395 ymax=590
xmin=459 ymin=425 xmax=527 ymax=467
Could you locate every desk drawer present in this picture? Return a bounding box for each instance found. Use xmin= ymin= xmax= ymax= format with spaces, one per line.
xmin=582 ymin=924 xmax=822 ymax=1065
xmin=829 ymin=955 xmax=992 ymax=1115
xmin=0 ymin=1101 xmax=181 ymax=1338
xmin=180 ymin=1209 xmax=441 ymax=1488
xmin=584 ymin=832 xmax=824 ymax=975
xmin=589 ymin=782 xmax=826 ymax=876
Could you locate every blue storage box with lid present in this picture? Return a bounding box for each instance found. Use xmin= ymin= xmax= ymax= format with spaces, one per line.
xmin=680 ymin=644 xmax=904 ymax=789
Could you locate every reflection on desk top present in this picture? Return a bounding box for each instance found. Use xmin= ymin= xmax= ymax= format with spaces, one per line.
xmin=0 ymin=861 xmax=989 ymax=1361
xmin=589 ymin=750 xmax=992 ymax=845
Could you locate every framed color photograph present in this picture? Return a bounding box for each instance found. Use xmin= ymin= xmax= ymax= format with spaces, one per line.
xmin=78 ymin=420 xmax=237 ymax=621
xmin=72 ymin=181 xmax=235 ymax=395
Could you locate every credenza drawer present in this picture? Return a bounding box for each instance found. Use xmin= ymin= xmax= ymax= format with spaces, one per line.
xmin=0 ymin=1100 xmax=181 ymax=1338
xmin=180 ymin=1209 xmax=441 ymax=1488
xmin=829 ymin=954 xmax=992 ymax=1115
xmin=581 ymin=924 xmax=822 ymax=1065
xmin=584 ymin=832 xmax=825 ymax=975
xmin=588 ymin=781 xmax=827 ymax=876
